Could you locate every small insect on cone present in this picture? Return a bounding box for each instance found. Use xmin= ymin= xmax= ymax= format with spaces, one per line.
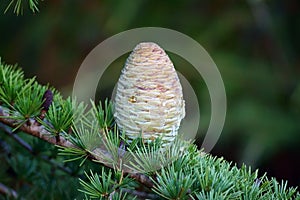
xmin=114 ymin=42 xmax=185 ymax=144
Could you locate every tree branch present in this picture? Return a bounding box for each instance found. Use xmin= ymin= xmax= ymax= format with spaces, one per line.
xmin=122 ymin=188 xmax=159 ymax=199
xmin=0 ymin=106 xmax=155 ymax=190
xmin=128 ymin=173 xmax=154 ymax=188
xmin=0 ymin=107 xmax=74 ymax=147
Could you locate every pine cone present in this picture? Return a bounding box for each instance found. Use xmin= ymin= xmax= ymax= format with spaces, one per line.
xmin=114 ymin=42 xmax=185 ymax=144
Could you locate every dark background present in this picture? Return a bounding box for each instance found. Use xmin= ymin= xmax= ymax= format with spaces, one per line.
xmin=0 ymin=0 xmax=299 ymax=196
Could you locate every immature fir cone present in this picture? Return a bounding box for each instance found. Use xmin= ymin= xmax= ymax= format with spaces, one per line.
xmin=114 ymin=42 xmax=185 ymax=144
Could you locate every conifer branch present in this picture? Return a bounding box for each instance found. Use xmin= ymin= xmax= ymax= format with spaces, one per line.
xmin=121 ymin=188 xmax=159 ymax=199
xmin=0 ymin=108 xmax=73 ymax=147
xmin=128 ymin=173 xmax=154 ymax=188
xmin=0 ymin=118 xmax=157 ymax=198
xmin=0 ymin=106 xmax=155 ymax=190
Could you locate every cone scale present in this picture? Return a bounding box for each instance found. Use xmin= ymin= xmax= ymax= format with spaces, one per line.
xmin=114 ymin=42 xmax=185 ymax=144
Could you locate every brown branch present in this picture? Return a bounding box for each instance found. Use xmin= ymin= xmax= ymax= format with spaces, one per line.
xmin=128 ymin=173 xmax=154 ymax=188
xmin=0 ymin=182 xmax=18 ymax=199
xmin=0 ymin=108 xmax=74 ymax=147
xmin=0 ymin=106 xmax=155 ymax=190
xmin=122 ymin=188 xmax=159 ymax=199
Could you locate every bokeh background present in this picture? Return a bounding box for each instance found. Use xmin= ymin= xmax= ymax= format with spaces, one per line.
xmin=0 ymin=0 xmax=299 ymax=198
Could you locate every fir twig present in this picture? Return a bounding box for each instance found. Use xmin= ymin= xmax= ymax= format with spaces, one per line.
xmin=0 ymin=107 xmax=73 ymax=146
xmin=127 ymin=173 xmax=154 ymax=188
xmin=0 ymin=106 xmax=155 ymax=189
xmin=121 ymin=188 xmax=159 ymax=199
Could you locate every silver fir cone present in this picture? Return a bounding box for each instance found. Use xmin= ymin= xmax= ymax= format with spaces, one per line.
xmin=114 ymin=42 xmax=185 ymax=144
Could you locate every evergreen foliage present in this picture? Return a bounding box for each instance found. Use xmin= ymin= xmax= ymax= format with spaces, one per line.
xmin=0 ymin=60 xmax=299 ymax=200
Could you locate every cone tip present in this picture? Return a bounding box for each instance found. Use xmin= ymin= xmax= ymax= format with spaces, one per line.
xmin=133 ymin=42 xmax=163 ymax=51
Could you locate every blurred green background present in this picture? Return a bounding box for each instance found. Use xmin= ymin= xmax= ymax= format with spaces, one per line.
xmin=0 ymin=0 xmax=299 ymax=192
